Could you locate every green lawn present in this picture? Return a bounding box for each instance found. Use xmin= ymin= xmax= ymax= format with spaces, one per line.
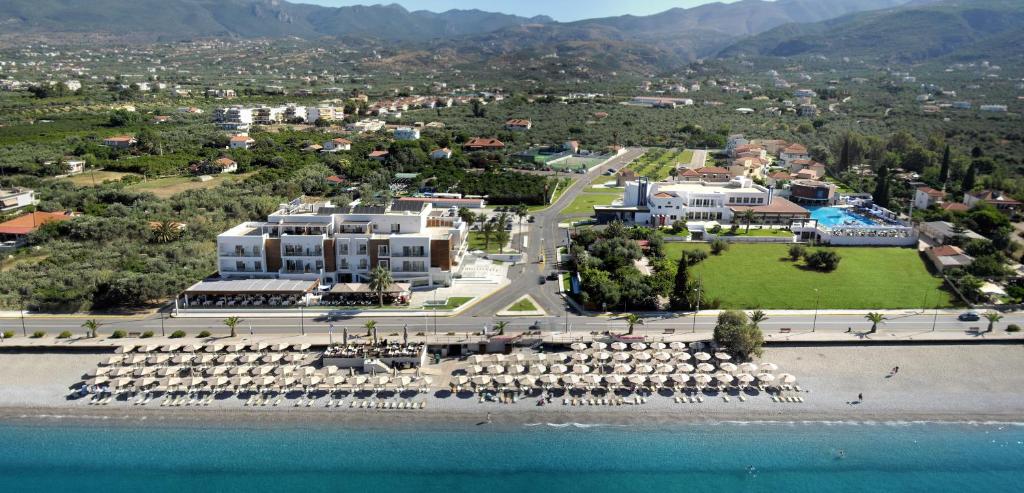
xmin=722 ymin=228 xmax=794 ymax=237
xmin=561 ymin=190 xmax=622 ymax=216
xmin=467 ymin=231 xmax=505 ymax=253
xmin=442 ymin=297 xmax=473 ymax=310
xmin=508 ymin=297 xmax=539 ymax=312
xmin=528 ymin=177 xmax=575 ymax=211
xmin=664 ymin=243 xmax=956 ymax=309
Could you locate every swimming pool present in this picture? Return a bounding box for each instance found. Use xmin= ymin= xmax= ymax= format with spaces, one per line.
xmin=806 ymin=206 xmax=878 ymax=227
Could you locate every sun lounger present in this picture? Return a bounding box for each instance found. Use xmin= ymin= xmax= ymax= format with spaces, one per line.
xmin=696 ymin=396 xmax=703 ymax=403
xmin=335 ymin=399 xmax=343 ymax=408
xmin=723 ymin=396 xmax=730 ymax=402
xmin=306 ymin=398 xmax=314 ymax=407
xmin=420 ymin=401 xmax=427 ymax=409
xmin=738 ymin=395 xmax=746 ymax=402
xmin=797 ymin=396 xmax=804 ymax=403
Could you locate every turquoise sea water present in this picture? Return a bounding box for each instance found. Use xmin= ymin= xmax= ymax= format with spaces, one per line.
xmin=1 ymin=420 xmax=1022 ymax=492
xmin=807 ymin=206 xmax=878 ymax=227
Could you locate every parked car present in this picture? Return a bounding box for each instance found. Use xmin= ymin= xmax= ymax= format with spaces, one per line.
xmin=527 ymin=216 xmax=535 ymax=223
xmin=538 ymin=276 xmax=547 ymax=285
xmin=958 ymin=312 xmax=980 ymax=322
xmin=546 ymin=272 xmax=559 ymax=281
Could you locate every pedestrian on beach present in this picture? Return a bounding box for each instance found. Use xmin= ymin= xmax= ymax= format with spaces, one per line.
xmin=487 ymin=412 xmax=492 ymax=424
xmin=858 ymin=393 xmax=863 ymax=401
xmin=894 ymin=366 xmax=899 ymax=374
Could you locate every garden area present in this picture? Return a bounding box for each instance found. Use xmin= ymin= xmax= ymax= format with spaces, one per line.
xmin=561 ymin=189 xmax=623 ymax=216
xmin=664 ymin=243 xmax=956 ymax=309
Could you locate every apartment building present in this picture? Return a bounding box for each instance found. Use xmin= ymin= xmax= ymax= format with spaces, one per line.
xmin=0 ymin=187 xmax=37 ymax=212
xmin=216 ymin=200 xmax=468 ymax=288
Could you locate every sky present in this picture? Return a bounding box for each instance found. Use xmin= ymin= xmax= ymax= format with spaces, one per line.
xmin=303 ymin=1 xmax=732 ymax=21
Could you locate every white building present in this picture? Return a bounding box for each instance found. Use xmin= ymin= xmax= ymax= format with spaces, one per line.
xmin=216 ymin=200 xmax=468 ymax=287
xmin=394 ymin=127 xmax=421 ymax=141
xmin=914 ymin=186 xmax=945 ymax=210
xmin=322 ymin=138 xmax=352 ymax=152
xmin=0 ymin=187 xmax=36 ymax=212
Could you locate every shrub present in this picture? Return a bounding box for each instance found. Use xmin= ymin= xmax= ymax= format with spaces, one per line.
xmin=685 ymin=249 xmax=709 ymax=265
xmin=31 ymin=331 xmax=45 ymax=338
xmin=170 ymin=330 xmax=186 ymax=339
xmin=709 ymin=225 xmax=722 ymax=234
xmin=198 ymin=330 xmax=211 ymax=338
xmin=3 ymin=331 xmax=15 ymax=339
xmin=709 ymin=239 xmax=729 ymax=255
xmin=804 ymin=250 xmax=841 ymax=272
xmin=58 ymin=330 xmax=72 ymax=339
xmin=141 ymin=331 xmax=154 ymax=338
xmin=110 ymin=330 xmax=126 ymax=339
xmin=788 ymin=244 xmax=807 ymax=261
xmin=1007 ymin=324 xmax=1021 ymax=333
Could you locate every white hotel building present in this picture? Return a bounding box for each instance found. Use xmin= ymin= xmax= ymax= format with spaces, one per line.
xmin=216 ymin=200 xmax=468 ymax=288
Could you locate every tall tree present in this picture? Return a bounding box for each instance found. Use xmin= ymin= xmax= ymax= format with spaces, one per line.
xmin=742 ymin=209 xmax=756 ymax=234
xmin=873 ymin=165 xmax=890 ymax=207
xmin=962 ymin=162 xmax=977 ymax=193
xmin=939 ymin=145 xmax=951 ymax=185
xmin=670 ymin=256 xmax=690 ymax=310
xmin=749 ymin=310 xmax=768 ymax=329
xmin=838 ymin=136 xmax=851 ymax=172
xmin=368 ymin=266 xmax=394 ymax=307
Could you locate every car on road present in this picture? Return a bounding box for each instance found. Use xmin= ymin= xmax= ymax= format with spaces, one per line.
xmin=546 ymin=272 xmax=559 ymax=281
xmin=527 ymin=216 xmax=535 ymax=223
xmin=538 ymin=276 xmax=547 ymax=285
xmin=958 ymin=312 xmax=980 ymax=321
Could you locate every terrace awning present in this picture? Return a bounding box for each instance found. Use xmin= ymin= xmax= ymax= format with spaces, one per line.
xmin=184 ymin=278 xmax=319 ymax=296
xmin=328 ymin=282 xmax=411 ymax=295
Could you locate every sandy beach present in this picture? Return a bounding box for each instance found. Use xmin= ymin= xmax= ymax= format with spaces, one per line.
xmin=1 ymin=345 xmax=1023 ymax=426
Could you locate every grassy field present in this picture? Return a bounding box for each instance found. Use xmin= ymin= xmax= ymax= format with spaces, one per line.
xmin=441 ymin=297 xmax=473 ymax=310
xmin=561 ymin=190 xmax=623 ymax=216
xmin=63 ymin=170 xmax=136 ymax=186
xmin=467 ymin=231 xmax=505 ymax=253
xmin=721 ymin=228 xmax=794 ymax=237
xmin=529 ymin=177 xmax=576 ymax=211
xmin=508 ymin=297 xmax=539 ymax=312
xmin=128 ymin=173 xmax=252 ymax=199
xmin=664 ymin=243 xmax=955 ymax=309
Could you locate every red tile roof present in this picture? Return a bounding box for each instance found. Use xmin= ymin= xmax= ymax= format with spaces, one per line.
xmin=698 ymin=166 xmax=730 ymax=174
xmin=505 ymin=119 xmax=531 ymax=126
xmin=464 ymin=137 xmax=505 ymax=149
xmin=917 ymin=186 xmax=944 ymax=198
xmin=230 ymin=135 xmax=253 ymax=142
xmin=368 ymin=150 xmax=389 ymax=158
xmin=0 ymin=211 xmax=74 ymax=236
xmin=930 ymin=245 xmax=965 ymax=257
xmin=782 ymin=144 xmax=808 ymax=154
xmin=941 ymin=202 xmax=969 ymax=212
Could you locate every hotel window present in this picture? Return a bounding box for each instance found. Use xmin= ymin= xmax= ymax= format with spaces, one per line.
xmin=315 ymin=260 xmax=323 ymax=271
xmin=391 ymin=224 xmax=401 ymax=233
xmin=235 ymin=261 xmax=245 ymax=271
xmin=338 ymin=243 xmax=349 ymax=255
xmin=378 ymin=245 xmax=390 ymax=257
xmin=254 ymin=261 xmax=262 ymax=271
xmin=357 ymin=244 xmax=367 ymax=255
xmin=358 ymin=259 xmax=368 ymax=269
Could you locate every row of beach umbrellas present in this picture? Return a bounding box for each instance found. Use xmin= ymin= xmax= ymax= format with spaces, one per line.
xmin=115 ymin=343 xmax=311 ymax=354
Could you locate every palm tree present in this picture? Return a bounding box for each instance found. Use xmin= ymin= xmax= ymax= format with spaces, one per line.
xmin=152 ymin=220 xmax=181 ymax=243
xmin=749 ymin=309 xmax=768 ymax=329
xmin=481 ymin=221 xmax=495 ymax=251
xmin=368 ymin=266 xmax=394 ymax=307
xmin=742 ymin=209 xmax=757 ymax=234
xmin=81 ymin=319 xmax=101 ymax=338
xmin=865 ymin=312 xmax=886 ymax=333
xmin=223 ymin=316 xmax=241 ymax=338
xmin=493 ymin=321 xmax=509 ymax=336
xmin=364 ymin=320 xmax=377 ymax=337
xmin=514 ymin=204 xmax=528 ymax=250
xmin=984 ymin=311 xmax=1003 ymax=333
xmin=624 ymin=313 xmax=643 ymax=335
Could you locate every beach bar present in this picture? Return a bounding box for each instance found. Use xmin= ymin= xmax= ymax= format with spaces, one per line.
xmin=178 ymin=278 xmax=320 ymax=308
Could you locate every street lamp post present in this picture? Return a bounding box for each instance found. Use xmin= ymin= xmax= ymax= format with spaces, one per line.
xmin=160 ymin=312 xmax=165 ymax=337
xmin=299 ymin=305 xmax=305 ymax=336
xmin=691 ymin=276 xmax=702 ymax=333
xmin=812 ymin=289 xmax=820 ymax=332
xmin=328 ymin=323 xmax=334 ymax=345
xmin=931 ymin=305 xmax=939 ymax=332
xmin=19 ymin=295 xmax=27 ymax=337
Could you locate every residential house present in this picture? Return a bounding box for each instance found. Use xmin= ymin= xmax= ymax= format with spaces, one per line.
xmin=430 ymin=148 xmax=453 ymax=160
xmin=103 ymin=135 xmax=136 ymax=149
xmin=963 ymin=190 xmax=1022 ymax=212
xmin=767 ymin=171 xmax=792 ymax=188
xmin=213 ymin=158 xmax=238 ymax=174
xmin=394 ymin=127 xmax=421 ymax=141
xmin=464 ymin=137 xmax=505 ymax=151
xmin=214 ymin=199 xmax=468 ymax=287
xmin=925 ymin=245 xmax=974 ymax=272
xmin=322 ymin=138 xmax=352 ymax=152
xmin=917 ymin=221 xmax=986 ymax=245
xmin=368 ymin=150 xmax=389 ymax=161
xmin=914 ymin=187 xmax=945 ymax=210
xmin=694 ymin=167 xmax=732 ymax=182
xmin=779 ymin=144 xmax=810 ymax=167
xmin=229 ymin=135 xmax=255 ymax=150
xmin=0 ymin=187 xmax=36 ymax=212
xmin=505 ymin=119 xmax=532 ymax=131
xmin=616 ymin=168 xmax=639 ymax=187
xmin=0 ymin=211 xmax=75 ymax=247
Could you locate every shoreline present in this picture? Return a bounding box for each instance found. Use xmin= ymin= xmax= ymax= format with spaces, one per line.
xmin=3 ymin=406 xmax=1023 ymax=431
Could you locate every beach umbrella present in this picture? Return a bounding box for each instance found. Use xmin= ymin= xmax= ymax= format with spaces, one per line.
xmin=279 ymin=376 xmax=297 ymax=389
xmin=136 ymin=377 xmax=158 ymax=389
xmin=253 ymin=365 xmax=274 ymax=376
xmin=248 ymin=343 xmax=268 ymax=352
xmin=778 ymin=373 xmax=796 ymax=384
xmin=670 ymin=374 xmax=690 ymax=384
xmin=647 ymin=342 xmax=665 ymax=350
xmin=517 ymin=375 xmax=537 ymax=387
xmin=493 ymin=375 xmax=514 ymax=386
xmin=532 ymin=354 xmax=549 ymax=363
xmin=320 ymin=366 xmax=338 ymax=376
xmin=157 ymin=366 xmax=182 ymax=377
xmin=323 ymin=375 xmax=346 ymax=387
xmin=719 ymin=362 xmax=738 ymax=373
xmin=269 ymin=343 xmax=287 ymax=352
xmin=648 ymin=374 xmax=668 ymax=386
xmin=301 ymin=375 xmax=322 ymax=388
xmin=572 ymin=364 xmax=591 ymax=375
xmin=451 ymin=375 xmax=470 ymax=386
xmin=603 ymin=374 xmax=623 ymax=386
xmin=715 ymin=373 xmax=734 ymax=384
xmin=261 ymin=353 xmax=283 ymax=363
xmin=538 ymin=374 xmax=559 ymax=385
xmin=282 ymin=353 xmax=301 ymax=363
xmin=369 ymin=375 xmax=390 ymax=386
xmin=216 ymin=354 xmax=238 ymax=364
xmin=486 ymin=364 xmax=505 ymax=374
xmin=590 ymin=342 xmax=608 ymax=351
xmin=492 ymin=354 xmax=509 ymax=363
xmin=127 ymin=354 xmax=147 ymax=365
xmin=90 ymin=367 xmax=111 ymax=376
xmin=225 ymin=344 xmax=245 ymax=353
xmin=582 ymin=374 xmax=602 ymax=385
xmin=298 ymin=367 xmax=316 ymax=377
xmin=627 ymin=374 xmax=647 ymax=385
xmin=113 ymin=367 xmax=134 ymax=377
xmin=184 ymin=376 xmax=206 ymax=388
xmin=508 ymin=354 xmax=528 ymax=364
xmin=655 ymin=363 xmax=674 ymax=374
xmin=570 ymin=352 xmax=589 ymax=362
xmin=160 ymin=344 xmax=181 ymax=353
xmin=739 ymin=362 xmax=759 ymax=373
xmin=694 ymin=352 xmax=712 ymax=361
xmin=549 ymin=364 xmax=568 ymax=374
xmin=508 ymin=364 xmax=526 ymax=374
xmin=760 ymin=363 xmax=779 ymax=372
xmin=254 ymin=376 xmax=276 ymax=387
xmin=696 ymin=362 xmax=715 ymax=373
xmin=207 ymin=366 xmax=229 ymax=376
xmin=528 ymin=364 xmax=547 ymax=375
xmin=610 ymin=342 xmax=628 ymax=351
xmin=466 ymin=365 xmax=484 ymax=375
xmin=715 ymin=352 xmax=732 ymax=361
xmin=147 ymin=354 xmax=170 ymax=365
xmin=469 ymin=354 xmax=487 ymax=364
xmin=228 ymin=365 xmax=251 ymax=376
xmin=613 ymin=364 xmax=632 ymax=374
xmin=417 ymin=375 xmax=433 ymax=386
xmin=570 ymin=342 xmax=587 ymax=351
xmin=293 ymin=343 xmax=311 ymax=352
xmin=349 ymin=375 xmax=367 ymax=386
xmin=593 ymin=351 xmax=611 ymax=361
xmin=635 ymin=364 xmax=654 ymax=374
xmin=207 ymin=376 xmax=229 ymax=388
xmin=139 ymin=345 xmax=158 ymax=353
xmin=237 ymin=354 xmax=259 ymax=364
xmin=630 ymin=342 xmax=648 ymax=351
xmin=87 ymin=376 xmax=109 ymax=386
xmin=102 ymin=355 xmax=124 ymax=366
xmin=653 ymin=351 xmax=672 ymax=361
xmin=669 ymin=342 xmax=687 ymax=350
xmin=230 ymin=375 xmax=252 ymax=387
xmin=612 ymin=352 xmax=631 ymax=362
xmin=693 ymin=374 xmax=712 ymax=386
xmin=561 ymin=374 xmax=580 ymax=386
xmin=736 ymin=373 xmax=755 ymax=386
xmin=633 ymin=352 xmax=652 ymax=362
xmin=394 ymin=376 xmax=412 ymax=388
xmin=673 ymin=352 xmax=692 ymax=361
xmin=133 ymin=366 xmax=156 ymax=377
xmin=180 ymin=344 xmax=198 ymax=353
xmin=115 ymin=345 xmax=135 ymax=354
xmin=470 ymin=375 xmax=491 ymax=386
xmin=757 ymin=373 xmax=776 ymax=383
xmin=193 ymin=354 xmax=215 ymax=365
xmin=203 ymin=344 xmax=223 ymax=353
xmin=161 ymin=376 xmax=182 ymax=388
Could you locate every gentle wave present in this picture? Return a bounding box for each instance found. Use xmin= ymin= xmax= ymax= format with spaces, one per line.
xmin=524 ymin=422 xmax=630 ymax=428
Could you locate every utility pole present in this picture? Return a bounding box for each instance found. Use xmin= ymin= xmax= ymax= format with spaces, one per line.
xmin=299 ymin=305 xmax=305 ymax=336
xmin=20 ymin=295 xmax=27 ymax=337
xmin=931 ymin=305 xmax=939 ymax=332
xmin=812 ymin=289 xmax=820 ymax=332
xmin=692 ymin=276 xmax=701 ymax=333
xmin=160 ymin=312 xmax=165 ymax=337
